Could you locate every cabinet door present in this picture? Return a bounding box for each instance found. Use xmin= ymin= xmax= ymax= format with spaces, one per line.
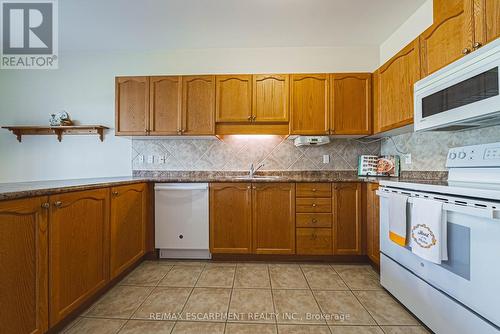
xmin=49 ymin=189 xmax=110 ymax=326
xmin=420 ymin=0 xmax=474 ymax=76
xmin=333 ymin=183 xmax=362 ymax=255
xmin=330 ymin=73 xmax=371 ymax=135
xmin=210 ymin=183 xmax=252 ymax=253
xmin=110 ymin=183 xmax=147 ymax=279
xmin=115 ymin=76 xmax=149 ymax=135
xmin=252 ymin=183 xmax=295 ymax=254
xmin=366 ymin=183 xmax=380 ymax=266
xmin=0 ymin=197 xmax=48 ymax=334
xmin=150 ymin=76 xmax=182 ymax=135
xmin=182 ymin=75 xmax=215 ymax=135
xmin=216 ymin=75 xmax=252 ymax=122
xmin=290 ymin=74 xmax=329 ymax=135
xmin=474 ymin=0 xmax=500 ymax=47
xmin=252 ymin=74 xmax=289 ymax=122
xmin=376 ymin=39 xmax=421 ymax=133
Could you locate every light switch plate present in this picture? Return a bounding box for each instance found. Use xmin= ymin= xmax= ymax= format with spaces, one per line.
xmin=147 ymin=155 xmax=154 ymax=164
xmin=322 ymin=154 xmax=330 ymax=164
xmin=404 ymin=154 xmax=412 ymax=164
xmin=137 ymin=155 xmax=144 ymax=164
xmin=159 ymin=156 xmax=167 ymax=164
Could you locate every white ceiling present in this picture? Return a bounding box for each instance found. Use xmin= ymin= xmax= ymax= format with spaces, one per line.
xmin=60 ymin=0 xmax=426 ymax=52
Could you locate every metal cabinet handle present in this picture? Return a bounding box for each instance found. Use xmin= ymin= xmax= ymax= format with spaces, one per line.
xmin=112 ymin=191 xmax=119 ymax=196
xmin=252 ymin=116 xmax=256 ymax=121
xmin=473 ymin=42 xmax=482 ymax=50
xmin=53 ymin=201 xmax=62 ymax=208
xmin=312 ymin=189 xmax=317 ymax=192
xmin=252 ymin=186 xmax=256 ymax=189
xmin=247 ymin=116 xmax=252 ymax=121
xmin=311 ymin=218 xmax=317 ymax=224
xmin=247 ymin=185 xmax=251 ymax=189
xmin=312 ymin=203 xmax=317 ymax=207
xmin=41 ymin=202 xmax=50 ymax=209
xmin=462 ymin=48 xmax=471 ymax=55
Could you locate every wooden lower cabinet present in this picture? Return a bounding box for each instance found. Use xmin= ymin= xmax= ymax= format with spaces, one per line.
xmin=210 ymin=183 xmax=253 ymax=253
xmin=210 ymin=183 xmax=295 ymax=254
xmin=333 ymin=183 xmax=362 ymax=255
xmin=296 ymin=228 xmax=332 ymax=255
xmin=366 ymin=183 xmax=380 ymax=266
xmin=253 ymin=183 xmax=295 ymax=254
xmin=49 ymin=189 xmax=110 ymax=326
xmin=0 ymin=197 xmax=49 ymax=334
xmin=110 ymin=183 xmax=148 ymax=279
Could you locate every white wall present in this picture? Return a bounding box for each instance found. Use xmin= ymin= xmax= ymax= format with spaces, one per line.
xmin=379 ymin=0 xmax=433 ymax=65
xmin=0 ymin=46 xmax=379 ymax=182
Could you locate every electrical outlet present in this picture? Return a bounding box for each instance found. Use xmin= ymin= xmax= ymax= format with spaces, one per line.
xmin=404 ymin=154 xmax=412 ymax=164
xmin=159 ymin=156 xmax=167 ymax=164
xmin=137 ymin=155 xmax=144 ymax=164
xmin=322 ymin=154 xmax=330 ymax=164
xmin=147 ymin=155 xmax=154 ymax=164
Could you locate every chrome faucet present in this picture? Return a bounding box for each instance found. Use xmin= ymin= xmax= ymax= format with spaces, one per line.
xmin=249 ymin=162 xmax=265 ymax=178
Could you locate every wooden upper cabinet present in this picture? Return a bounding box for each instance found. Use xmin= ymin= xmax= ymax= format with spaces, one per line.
xmin=49 ymin=189 xmax=110 ymax=326
xmin=252 ymin=183 xmax=295 ymax=254
xmin=150 ymin=76 xmax=182 ymax=135
xmin=115 ymin=76 xmax=149 ymax=135
xmin=330 ymin=73 xmax=371 ymax=135
xmin=182 ymin=75 xmax=215 ymax=135
xmin=0 ymin=197 xmax=48 ymax=334
xmin=252 ymin=74 xmax=289 ymax=122
xmin=290 ymin=74 xmax=329 ymax=135
xmin=210 ymin=183 xmax=252 ymax=254
xmin=333 ymin=183 xmax=362 ymax=255
xmin=375 ymin=39 xmax=421 ymax=133
xmin=420 ymin=0 xmax=474 ymax=76
xmin=216 ymin=75 xmax=252 ymax=122
xmin=474 ymin=0 xmax=500 ymax=46
xmin=110 ymin=183 xmax=147 ymax=280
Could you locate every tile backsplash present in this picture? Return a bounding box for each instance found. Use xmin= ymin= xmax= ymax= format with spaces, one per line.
xmin=381 ymin=125 xmax=500 ymax=171
xmin=132 ymin=136 xmax=381 ymax=171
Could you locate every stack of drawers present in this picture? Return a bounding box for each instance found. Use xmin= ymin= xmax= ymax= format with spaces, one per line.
xmin=295 ymin=183 xmax=333 ymax=255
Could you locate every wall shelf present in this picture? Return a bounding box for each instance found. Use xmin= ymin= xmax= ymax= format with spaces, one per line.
xmin=1 ymin=125 xmax=109 ymax=142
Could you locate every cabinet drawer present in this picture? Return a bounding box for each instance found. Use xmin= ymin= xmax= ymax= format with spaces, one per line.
xmin=296 ymin=213 xmax=332 ymax=228
xmin=296 ymin=183 xmax=331 ymax=198
xmin=296 ymin=198 xmax=331 ymax=213
xmin=296 ymin=228 xmax=332 ymax=255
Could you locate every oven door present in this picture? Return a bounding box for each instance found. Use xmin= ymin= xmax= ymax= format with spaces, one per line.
xmin=378 ymin=191 xmax=500 ymax=327
xmin=414 ymin=38 xmax=500 ymax=132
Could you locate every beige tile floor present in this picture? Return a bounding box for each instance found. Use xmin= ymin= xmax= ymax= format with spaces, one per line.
xmin=62 ymin=261 xmax=430 ymax=334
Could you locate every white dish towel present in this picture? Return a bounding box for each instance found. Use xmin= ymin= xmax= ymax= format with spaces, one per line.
xmin=410 ymin=197 xmax=448 ymax=264
xmin=388 ymin=193 xmax=409 ymax=247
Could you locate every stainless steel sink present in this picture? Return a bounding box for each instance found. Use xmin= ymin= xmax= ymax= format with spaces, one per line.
xmin=232 ymin=175 xmax=283 ymax=181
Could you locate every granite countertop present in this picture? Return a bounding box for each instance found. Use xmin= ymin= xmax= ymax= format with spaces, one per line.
xmin=0 ymin=171 xmax=448 ymax=201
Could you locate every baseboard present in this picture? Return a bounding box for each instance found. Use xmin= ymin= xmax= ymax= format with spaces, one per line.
xmin=211 ymin=254 xmax=369 ymax=263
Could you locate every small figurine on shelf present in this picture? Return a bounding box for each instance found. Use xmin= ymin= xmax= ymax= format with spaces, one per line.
xmin=49 ymin=111 xmax=74 ymax=126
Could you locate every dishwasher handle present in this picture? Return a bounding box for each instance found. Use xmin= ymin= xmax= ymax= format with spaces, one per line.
xmin=155 ymin=183 xmax=209 ymax=191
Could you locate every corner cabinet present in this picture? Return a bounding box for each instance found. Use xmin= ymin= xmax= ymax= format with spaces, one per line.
xmin=115 ymin=76 xmax=150 ymax=135
xmin=374 ymin=39 xmax=421 ymax=133
xmin=49 ymin=189 xmax=110 ymax=326
xmin=366 ymin=183 xmax=380 ymax=266
xmin=252 ymin=183 xmax=295 ymax=254
xmin=209 ymin=183 xmax=295 ymax=255
xmin=0 ymin=197 xmax=49 ymax=334
xmin=110 ymin=183 xmax=148 ymax=279
xmin=290 ymin=74 xmax=329 ymax=135
xmin=330 ymin=73 xmax=371 ymax=135
xmin=333 ymin=183 xmax=362 ymax=255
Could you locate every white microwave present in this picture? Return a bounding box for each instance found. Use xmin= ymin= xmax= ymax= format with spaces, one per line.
xmin=414 ymin=38 xmax=500 ymax=132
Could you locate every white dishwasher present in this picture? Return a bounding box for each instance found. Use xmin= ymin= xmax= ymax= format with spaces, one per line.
xmin=155 ymin=183 xmax=210 ymax=259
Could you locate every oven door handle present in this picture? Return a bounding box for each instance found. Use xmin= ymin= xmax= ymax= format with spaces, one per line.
xmin=376 ymin=190 xmax=500 ymax=220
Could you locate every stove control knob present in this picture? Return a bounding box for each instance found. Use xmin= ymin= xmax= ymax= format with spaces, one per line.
xmin=449 ymin=152 xmax=457 ymax=160
xmin=458 ymin=152 xmax=466 ymax=159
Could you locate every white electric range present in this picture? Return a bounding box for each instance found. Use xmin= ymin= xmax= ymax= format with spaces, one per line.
xmin=377 ymin=142 xmax=500 ymax=334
